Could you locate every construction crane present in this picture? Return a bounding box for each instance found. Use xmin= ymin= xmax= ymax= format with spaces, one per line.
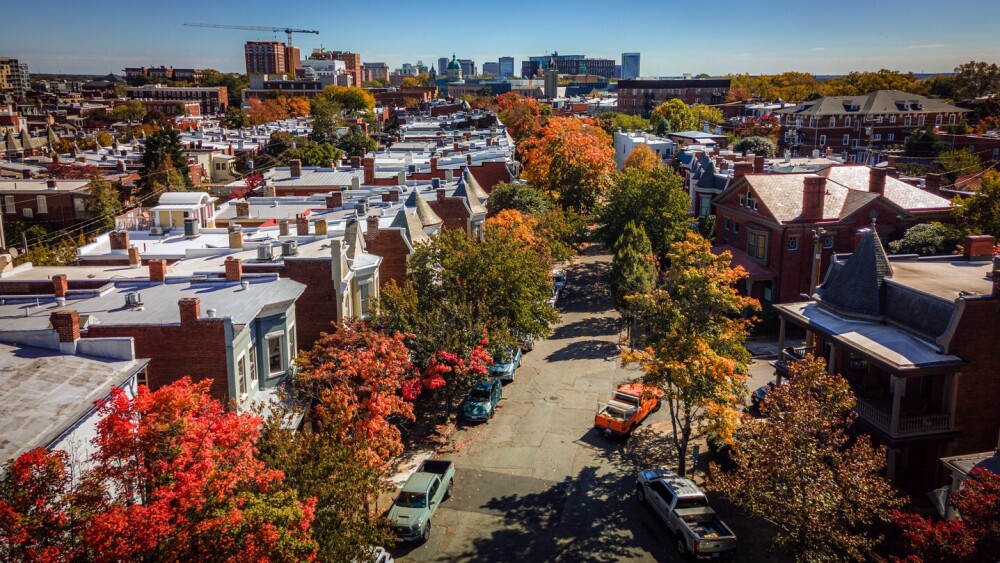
xmin=184 ymin=22 xmax=319 ymax=47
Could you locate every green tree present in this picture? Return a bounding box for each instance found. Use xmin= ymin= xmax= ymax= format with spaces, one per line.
xmin=221 ymin=106 xmax=250 ymax=128
xmin=110 ymin=100 xmax=147 ymax=122
xmin=486 ymin=182 xmax=553 ymax=217
xmin=623 ymin=234 xmax=758 ymax=476
xmin=322 ymin=85 xmax=376 ymax=114
xmin=904 ymin=128 xmax=945 ymax=157
xmin=650 ymin=99 xmax=696 ymax=131
xmin=714 ymin=358 xmax=901 ymax=562
xmin=925 ymin=75 xmax=957 ymax=99
xmin=690 ymin=103 xmax=723 ymax=127
xmin=826 ymin=69 xmax=927 ymax=96
xmin=598 ymin=112 xmax=650 ymax=135
xmin=199 ymin=69 xmax=249 ymax=107
xmin=609 ymin=221 xmax=657 ymax=341
xmin=654 ymin=117 xmax=672 ymax=136
xmin=535 ymin=206 xmax=586 ymax=263
xmin=309 ymin=96 xmax=344 ymax=143
xmin=952 ymin=170 xmax=1000 ymax=237
xmin=280 ymin=141 xmax=344 ymax=167
xmin=596 ymin=167 xmax=690 ymax=259
xmin=888 ymin=222 xmax=963 ymax=256
xmin=335 ymin=125 xmax=378 ymax=158
xmin=87 ymin=175 xmax=122 ymax=233
xmin=733 ymin=136 xmax=777 ymax=157
xmin=140 ymin=127 xmax=191 ymax=195
xmin=953 ymin=60 xmax=1000 ymax=99
xmin=938 ymin=148 xmax=982 ymax=183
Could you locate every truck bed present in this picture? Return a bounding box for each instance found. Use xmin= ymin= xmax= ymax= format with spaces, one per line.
xmin=417 ymin=460 xmax=454 ymax=476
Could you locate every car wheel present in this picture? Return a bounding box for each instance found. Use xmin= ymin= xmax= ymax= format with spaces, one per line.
xmin=635 ymin=485 xmax=646 ymax=504
xmin=676 ymin=534 xmax=688 ymax=556
xmin=421 ymin=521 xmax=432 ymax=542
xmin=653 ymin=399 xmax=662 ymax=413
xmin=445 ymin=481 xmax=453 ymax=500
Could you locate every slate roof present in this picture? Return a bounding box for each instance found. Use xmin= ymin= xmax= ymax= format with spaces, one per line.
xmin=824 ymin=167 xmax=951 ymax=211
xmin=462 ymin=166 xmax=490 ymax=203
xmin=389 ymin=206 xmax=430 ymax=246
xmin=777 ymin=90 xmax=968 ymax=117
xmin=452 ymin=172 xmax=487 ymax=215
xmin=404 ymin=189 xmax=443 ymax=226
xmin=817 ymin=229 xmax=893 ymax=318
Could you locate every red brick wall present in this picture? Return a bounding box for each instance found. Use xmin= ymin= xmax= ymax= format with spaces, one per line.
xmin=948 ymin=297 xmax=1000 ymax=454
xmin=468 ymin=162 xmax=513 ymax=193
xmin=0 ymin=191 xmax=80 ymax=230
xmin=280 ymin=259 xmax=338 ymax=350
xmin=365 ymin=229 xmax=410 ymax=287
xmin=428 ymin=197 xmax=470 ymax=234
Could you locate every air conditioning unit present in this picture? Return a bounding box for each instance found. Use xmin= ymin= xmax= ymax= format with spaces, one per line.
xmin=125 ymin=291 xmax=142 ymax=308
xmin=281 ymin=240 xmax=298 ymax=257
xmin=149 ymin=226 xmax=163 ymax=236
xmin=257 ymin=244 xmax=274 ymax=261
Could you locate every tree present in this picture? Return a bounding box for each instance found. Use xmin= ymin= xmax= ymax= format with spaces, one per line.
xmin=322 ymin=86 xmax=375 ymax=115
xmin=199 ymin=69 xmax=249 ymax=107
xmin=46 ymin=162 xmax=100 ymax=179
xmin=888 ymin=222 xmax=963 ymax=256
xmin=725 ymin=86 xmax=752 ymax=103
xmin=536 ymin=206 xmax=585 ymax=263
xmin=309 ymin=96 xmax=344 ymax=143
xmin=925 ymin=75 xmax=957 ymax=99
xmin=952 ymin=170 xmax=1000 ymax=238
xmin=221 ymin=106 xmax=250 ymax=128
xmin=622 ymin=143 xmax=664 ymax=171
xmin=650 ymin=99 xmax=697 ymax=132
xmin=690 ymin=103 xmax=723 ymax=128
xmin=596 ymin=167 xmax=690 ymax=259
xmin=609 ymin=221 xmax=657 ymax=340
xmin=280 ymin=139 xmax=345 ymax=167
xmin=111 ymin=100 xmax=146 ymax=122
xmin=294 ymin=321 xmax=417 ymax=467
xmin=904 ymin=128 xmax=945 ymax=158
xmin=623 ymin=234 xmax=757 ymax=476
xmin=654 ymin=117 xmax=672 ymax=136
xmin=496 ymin=92 xmax=544 ymax=146
xmin=938 ymin=148 xmax=982 ymax=183
xmin=714 ymin=358 xmax=900 ymax=561
xmin=140 ymin=127 xmax=191 ymax=195
xmin=891 ymin=511 xmax=977 ymax=562
xmin=953 ymin=60 xmax=1000 ymax=100
xmin=486 ymin=182 xmax=553 ymax=217
xmin=733 ymin=136 xmax=777 ymax=157
xmin=597 ymin=112 xmax=650 ymax=135
xmin=0 ymin=379 xmax=318 ymax=561
xmin=335 ymin=125 xmax=377 ymax=158
xmin=87 ymin=174 xmax=122 ymax=233
xmin=733 ymin=115 xmax=781 ymax=142
xmin=247 ymin=97 xmax=290 ymax=125
xmin=826 ymin=69 xmax=927 ymax=96
xmin=521 ymin=117 xmax=615 ymax=213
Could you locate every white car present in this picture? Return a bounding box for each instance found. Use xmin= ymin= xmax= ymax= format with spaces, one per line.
xmin=552 ymin=269 xmax=567 ymax=292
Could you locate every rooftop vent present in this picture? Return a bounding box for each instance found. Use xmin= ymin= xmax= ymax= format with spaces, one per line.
xmin=125 ymin=291 xmax=143 ymax=308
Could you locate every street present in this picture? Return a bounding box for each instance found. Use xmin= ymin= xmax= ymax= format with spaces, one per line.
xmin=396 ymin=246 xmax=782 ymax=562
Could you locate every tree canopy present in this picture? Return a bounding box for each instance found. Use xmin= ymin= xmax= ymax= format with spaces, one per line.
xmin=609 ymin=221 xmax=657 ymax=327
xmin=140 ymin=127 xmax=191 ymax=195
xmin=887 ymin=222 xmax=963 ymax=256
xmin=953 ymin=60 xmax=1000 ymax=99
xmin=733 ymin=136 xmax=777 ymax=157
xmin=521 ymin=117 xmax=615 ymax=213
xmin=952 ymin=170 xmax=1000 ymax=238
xmin=622 ymin=143 xmax=665 ymax=171
xmin=486 ymin=182 xmax=553 ymax=217
xmin=596 ymin=167 xmax=690 ymax=258
xmin=321 ymin=85 xmax=375 ymax=114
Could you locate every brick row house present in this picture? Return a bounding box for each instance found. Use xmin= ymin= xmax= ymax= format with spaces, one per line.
xmin=773 ymin=233 xmax=1000 ymax=494
xmin=712 ymin=165 xmax=952 ymax=304
xmin=776 ymin=90 xmax=968 ymax=162
xmin=616 ymin=78 xmax=731 ymax=116
xmin=0 ymin=178 xmax=94 ymax=230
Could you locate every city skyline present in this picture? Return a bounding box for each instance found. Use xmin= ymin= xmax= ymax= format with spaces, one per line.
xmin=3 ymin=0 xmax=1000 ymax=76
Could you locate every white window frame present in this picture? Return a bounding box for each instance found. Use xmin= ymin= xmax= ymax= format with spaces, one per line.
xmin=22 ymin=207 xmax=32 ymax=218
xmin=747 ymin=230 xmax=767 ymax=261
xmin=843 ymin=134 xmax=850 ymax=145
xmin=918 ymin=115 xmax=925 ymax=126
xmin=829 ymin=117 xmax=836 ymax=127
xmin=4 ymin=196 xmax=13 ymax=214
xmin=887 ymin=133 xmax=895 ymax=142
xmin=36 ymin=196 xmax=47 ymax=214
xmin=266 ymin=333 xmax=285 ymax=376
xmin=890 ymin=115 xmax=897 ymax=124
xmin=905 ymin=116 xmax=912 ymax=126
xmin=935 ymin=115 xmax=942 ymax=125
xmin=873 ymin=133 xmax=882 ymax=141
xmin=819 ymin=134 xmax=827 ymax=146
xmin=236 ymin=352 xmax=248 ymax=398
xmin=845 ymin=117 xmax=852 ymax=127
xmin=949 ymin=114 xmax=957 ymax=125
xmin=247 ymin=344 xmax=258 ymax=389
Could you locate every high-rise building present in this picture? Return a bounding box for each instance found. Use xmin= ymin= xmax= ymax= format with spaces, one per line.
xmin=482 ymin=62 xmax=500 ymax=76
xmin=363 ymin=62 xmax=389 ymax=83
xmin=521 ymin=54 xmax=614 ymax=79
xmin=458 ymin=59 xmax=476 ymax=78
xmin=622 ymin=53 xmax=640 ymax=80
xmin=0 ymin=57 xmax=29 ymax=97
xmin=438 ymin=57 xmax=449 ymax=76
xmin=308 ymin=50 xmax=363 ymax=88
xmin=245 ymin=41 xmax=297 ymax=75
xmin=499 ymin=57 xmax=514 ymax=78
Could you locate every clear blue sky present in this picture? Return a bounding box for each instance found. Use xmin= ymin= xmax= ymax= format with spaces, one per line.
xmin=4 ymin=0 xmax=999 ymax=76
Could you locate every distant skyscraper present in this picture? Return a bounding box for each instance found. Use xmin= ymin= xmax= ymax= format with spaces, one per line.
xmin=482 ymin=62 xmax=500 ymax=76
xmin=622 ymin=53 xmax=640 ymax=80
xmin=438 ymin=57 xmax=449 ymax=75
xmin=458 ymin=59 xmax=476 ymax=78
xmin=499 ymin=56 xmax=514 ymax=78
xmin=0 ymin=57 xmax=29 ymax=97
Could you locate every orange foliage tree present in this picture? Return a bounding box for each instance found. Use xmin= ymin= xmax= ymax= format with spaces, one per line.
xmin=623 ymin=143 xmax=665 ymax=171
xmin=496 ymin=92 xmax=544 ymax=146
xmin=521 ymin=117 xmax=615 ymax=213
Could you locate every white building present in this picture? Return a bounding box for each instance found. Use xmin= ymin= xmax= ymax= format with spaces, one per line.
xmin=613 ymin=130 xmax=676 ymax=169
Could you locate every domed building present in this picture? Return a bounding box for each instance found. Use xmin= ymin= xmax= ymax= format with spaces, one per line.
xmin=446 ymin=54 xmax=463 ymax=82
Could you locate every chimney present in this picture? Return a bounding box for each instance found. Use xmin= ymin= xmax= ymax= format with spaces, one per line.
xmin=466 ymin=154 xmax=473 ymax=166
xmin=802 ymin=176 xmax=827 ymax=220
xmin=431 ymin=155 xmax=439 ymax=173
xmin=225 ymin=257 xmax=242 ymax=281
xmin=264 ymin=184 xmax=276 ymax=197
xmin=296 ymin=214 xmax=309 ymax=236
xmin=437 ymin=188 xmax=447 ymax=201
xmin=52 ymin=274 xmax=68 ymax=298
xmin=279 ymin=219 xmax=290 ymax=236
xmin=753 ymin=155 xmax=765 ymax=174
xmin=148 ymin=259 xmax=167 ymax=283
xmin=50 ymin=310 xmax=80 ymax=347
xmin=327 ymin=191 xmax=344 ymax=209
xmin=314 ymin=218 xmax=328 ymax=236
xmin=127 ymin=246 xmax=141 ymax=268
xmin=453 ymin=142 xmax=460 ymax=153
xmin=46 ymin=179 xmax=57 ymax=189
xmin=351 ymin=175 xmax=361 ymax=190
xmin=382 ymin=192 xmax=392 ymax=202
xmin=925 ymin=173 xmax=942 ymax=193
xmin=228 ymin=230 xmax=243 ymax=249
xmin=390 ymin=187 xmax=400 ymax=202
xmin=398 ymin=170 xmax=406 ymax=185
xmin=733 ymin=162 xmax=753 ymax=180
xmin=109 ymin=230 xmax=130 ymax=251
xmin=367 ymin=214 xmax=380 ymax=237
xmin=963 ymin=235 xmax=996 ymax=262
xmin=178 ymin=297 xmax=201 ymax=325
xmin=887 ymin=155 xmax=899 ymax=168
xmin=351 ymin=156 xmax=362 ymax=169
xmin=235 ymin=201 xmax=250 ymax=218
xmin=445 ymin=169 xmax=454 ymax=181
xmin=290 ymin=159 xmax=302 ymax=177
xmin=869 ymin=167 xmax=888 ymax=195
xmin=363 ymin=156 xmax=375 ymax=184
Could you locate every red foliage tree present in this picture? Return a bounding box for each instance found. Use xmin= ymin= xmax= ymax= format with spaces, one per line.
xmin=418 ymin=341 xmax=492 ymax=420
xmin=496 ymin=92 xmax=544 ymax=146
xmin=0 ymin=379 xmax=318 ymax=562
xmin=46 ymin=162 xmax=101 ymax=179
xmin=734 ymin=114 xmax=781 ymax=142
xmin=231 ymin=171 xmax=264 ymax=200
xmin=295 ymin=321 xmax=419 ymax=467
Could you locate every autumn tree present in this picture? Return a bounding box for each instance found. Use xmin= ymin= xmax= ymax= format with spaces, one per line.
xmin=596 ymin=167 xmax=690 ymax=259
xmin=487 ymin=182 xmax=553 ymax=216
xmin=725 ymin=86 xmax=752 ymax=103
xmin=690 ymin=103 xmax=723 ymax=128
xmin=247 ymin=97 xmax=290 ymax=125
xmin=651 ymin=99 xmax=697 ymax=132
xmin=140 ymin=126 xmax=191 ymax=195
xmin=496 ymin=92 xmax=544 ymax=146
xmin=221 ymin=105 xmax=250 ymax=128
xmin=624 ymin=234 xmax=757 ymax=476
xmin=322 ymin=85 xmax=375 ymax=114
xmin=714 ymin=358 xmax=901 ymax=562
xmin=952 ymin=170 xmax=1000 ymax=237
xmin=0 ymin=379 xmax=318 ymax=561
xmin=609 ymin=221 xmax=657 ymax=343
xmin=46 ymin=162 xmax=100 ymax=179
xmin=953 ymin=60 xmax=1000 ymax=99
xmin=87 ymin=174 xmax=122 ymax=233
xmin=623 ymin=143 xmax=664 ymax=171
xmin=733 ymin=115 xmax=781 ymax=142
xmin=111 ymin=100 xmax=147 ymax=122
xmin=826 ymin=69 xmax=927 ymax=96
xmin=521 ymin=117 xmax=615 ymax=213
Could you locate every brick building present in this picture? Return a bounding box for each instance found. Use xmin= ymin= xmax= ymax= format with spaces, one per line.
xmin=617 ymin=78 xmax=731 ymax=116
xmin=773 ymin=233 xmax=1000 ymax=494
xmin=309 ymin=50 xmax=362 ymax=88
xmin=126 ymin=84 xmax=228 ymax=114
xmin=245 ymin=41 xmax=300 ymax=76
xmin=712 ymin=166 xmax=953 ymax=304
xmin=776 ymin=90 xmax=969 ymax=162
xmin=364 ymin=62 xmax=389 ymax=83
xmin=0 ymin=178 xmax=94 ymax=231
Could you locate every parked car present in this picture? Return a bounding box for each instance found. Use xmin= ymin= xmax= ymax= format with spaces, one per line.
xmin=387 ymin=460 xmax=455 ymax=543
xmin=489 ymin=346 xmax=522 ymax=382
xmin=552 ymin=268 xmax=567 ymax=292
xmin=750 ymin=381 xmax=777 ymax=408
xmin=463 ymin=379 xmax=503 ymax=422
xmin=594 ymin=383 xmax=662 ymax=437
xmin=517 ymin=332 xmax=535 ymax=352
xmin=636 ymin=468 xmax=738 ymax=560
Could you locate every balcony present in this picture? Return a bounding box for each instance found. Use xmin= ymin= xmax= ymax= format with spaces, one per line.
xmin=854 ymin=396 xmax=952 ymax=438
xmin=771 ymin=345 xmax=814 ymax=377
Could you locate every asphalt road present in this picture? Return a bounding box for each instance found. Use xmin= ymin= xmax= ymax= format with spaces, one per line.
xmin=396 ymin=247 xmax=782 ymax=562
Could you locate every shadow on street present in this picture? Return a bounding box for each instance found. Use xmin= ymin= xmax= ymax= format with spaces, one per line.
xmin=550 ymin=316 xmax=620 ymax=340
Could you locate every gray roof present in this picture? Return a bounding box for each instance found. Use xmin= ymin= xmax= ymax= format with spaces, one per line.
xmin=777 ymin=90 xmax=968 ymax=117
xmin=0 ymin=342 xmax=147 ymax=463
xmin=817 ymin=230 xmax=893 ymax=318
xmin=452 ymin=172 xmax=487 ymax=215
xmin=389 ymin=206 xmax=430 ymax=246
xmin=404 ymin=189 xmax=443 ymax=226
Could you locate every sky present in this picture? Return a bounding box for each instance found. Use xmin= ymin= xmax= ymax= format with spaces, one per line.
xmin=4 ymin=0 xmax=1000 ymax=77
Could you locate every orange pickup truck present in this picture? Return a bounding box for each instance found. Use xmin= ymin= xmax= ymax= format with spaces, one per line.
xmin=595 ymin=383 xmax=663 ymax=437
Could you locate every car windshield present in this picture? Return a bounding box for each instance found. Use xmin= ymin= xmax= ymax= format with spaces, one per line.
xmin=396 ymin=491 xmax=427 ymax=508
xmin=469 ymin=390 xmax=491 ymax=402
xmin=676 ymin=495 xmax=709 ymax=509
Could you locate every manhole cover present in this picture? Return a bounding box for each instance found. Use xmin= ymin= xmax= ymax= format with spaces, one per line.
xmin=549 ymin=396 xmax=559 ymax=401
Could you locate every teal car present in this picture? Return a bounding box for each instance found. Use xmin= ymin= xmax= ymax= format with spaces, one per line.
xmin=489 ymin=347 xmax=522 ymax=382
xmin=463 ymin=379 xmax=502 ymax=422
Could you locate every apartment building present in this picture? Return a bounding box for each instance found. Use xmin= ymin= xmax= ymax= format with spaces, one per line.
xmin=617 ymin=78 xmax=731 ymax=116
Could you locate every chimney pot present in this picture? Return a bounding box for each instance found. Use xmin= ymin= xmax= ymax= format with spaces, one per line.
xmin=363 ymin=156 xmax=375 ymax=184
xmin=109 ymin=230 xmax=130 ymax=251
xmin=753 ymin=155 xmax=765 ymax=174
xmin=279 ymin=219 xmax=290 ymax=237
xmin=235 ymin=201 xmax=250 ymax=218
xmin=327 ymin=191 xmax=344 ymax=209
xmin=431 ymin=155 xmax=439 ymax=173
xmin=350 ymin=156 xmax=361 ymax=168
xmin=314 ymin=218 xmax=328 ymax=236
xmin=46 ymin=179 xmax=57 ymax=189
xmin=733 ymin=162 xmax=753 ymax=180
xmin=296 ymin=214 xmax=309 ymax=236
xmin=228 ymin=230 xmax=244 ymax=250
xmin=289 ymin=159 xmax=302 ymax=177
xmin=437 ymin=187 xmax=447 ymax=200
xmin=127 ymin=246 xmax=141 ymax=267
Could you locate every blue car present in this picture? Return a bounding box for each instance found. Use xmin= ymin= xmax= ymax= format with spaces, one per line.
xmin=489 ymin=347 xmax=522 ymax=382
xmin=463 ymin=379 xmax=502 ymax=422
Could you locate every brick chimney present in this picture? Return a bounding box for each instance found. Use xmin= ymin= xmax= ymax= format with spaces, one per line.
xmin=327 ymin=190 xmax=344 ymax=209
xmin=178 ymin=297 xmax=200 ymax=325
xmin=389 ymin=187 xmax=400 ymax=202
xmin=437 ymin=187 xmax=447 ymax=201
xmin=225 ymin=257 xmax=242 ymax=281
xmin=802 ymin=176 xmax=827 ymax=220
xmin=887 ymin=154 xmax=899 ymax=168
xmin=381 ymin=192 xmax=392 ymax=202
xmin=228 ymin=230 xmax=243 ymax=250
xmin=128 ymin=246 xmax=141 ymax=268
xmin=869 ymin=167 xmax=888 ymax=195
xmin=363 ymin=156 xmax=375 ymax=184
xmin=109 ymin=230 xmax=130 ymax=251
xmin=733 ymin=162 xmax=753 ymax=180
xmin=296 ymin=214 xmax=309 ymax=236
xmin=52 ymin=274 xmax=68 ymax=297
xmin=925 ymin=173 xmax=942 ymax=193
xmin=314 ymin=218 xmax=328 ymax=236
xmin=753 ymin=155 xmax=765 ymax=174
xmin=264 ymin=183 xmax=276 ymax=197
xmin=367 ymin=215 xmax=380 ymax=237
xmin=46 ymin=179 xmax=57 ymax=189
xmin=431 ymin=155 xmax=439 ymax=173
xmin=351 ymin=156 xmax=362 ymax=169
xmin=279 ymin=219 xmax=289 ymax=236
xmin=50 ymin=310 xmax=80 ymax=346
xmin=149 ymin=259 xmax=167 ymax=283
xmin=235 ymin=201 xmax=250 ymax=218
xmin=289 ymin=159 xmax=302 ymax=177
xmin=963 ymin=235 xmax=996 ymax=262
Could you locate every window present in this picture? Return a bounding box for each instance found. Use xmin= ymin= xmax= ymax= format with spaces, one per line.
xmin=787 ymin=236 xmax=799 ymax=251
xmin=819 ymin=135 xmax=826 ymax=146
xmin=949 ymin=114 xmax=957 ymax=125
xmin=699 ymin=195 xmax=712 ymax=218
xmin=845 ymin=117 xmax=852 ymax=127
xmin=36 ymin=196 xmax=47 ymax=214
xmin=732 ymin=222 xmax=739 ymax=239
xmin=267 ymin=335 xmax=284 ymax=375
xmin=887 ymin=133 xmax=895 ymax=141
xmin=247 ymin=346 xmax=258 ymax=388
xmin=905 ymin=116 xmax=912 ymax=126
xmin=722 ymin=217 xmax=730 ymax=242
xmin=359 ymin=282 xmax=371 ymax=316
xmin=237 ymin=353 xmax=247 ymax=397
xmin=873 ymin=133 xmax=882 ymax=141
xmin=890 ymin=115 xmax=897 ymax=124
xmin=875 ymin=116 xmax=883 ymax=123
xmin=843 ymin=134 xmax=850 ymax=145
xmin=935 ymin=115 xmax=942 ymax=125
xmin=824 ymin=234 xmax=835 ymax=249
xmin=829 ymin=117 xmax=836 ymax=127
xmin=4 ymin=196 xmax=13 ymax=214
xmin=747 ymin=231 xmax=766 ymax=260
xmin=852 ymin=139 xmax=860 ymax=148
xmin=287 ymin=326 xmax=296 ymax=361
xmin=22 ymin=208 xmax=32 ymax=218
xmin=918 ymin=115 xmax=925 ymax=126
xmin=993 ymin=148 xmax=999 ymax=160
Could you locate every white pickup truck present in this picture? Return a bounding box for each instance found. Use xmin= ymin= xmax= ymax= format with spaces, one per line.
xmin=636 ymin=469 xmax=737 ymax=560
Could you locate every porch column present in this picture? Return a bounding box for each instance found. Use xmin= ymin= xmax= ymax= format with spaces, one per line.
xmin=827 ymin=343 xmax=837 ymax=374
xmin=776 ymin=317 xmax=787 ymax=385
xmin=889 ymin=375 xmax=906 ymax=435
xmin=947 ymin=372 xmax=960 ymax=430
xmin=886 ymin=448 xmax=897 ymax=481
